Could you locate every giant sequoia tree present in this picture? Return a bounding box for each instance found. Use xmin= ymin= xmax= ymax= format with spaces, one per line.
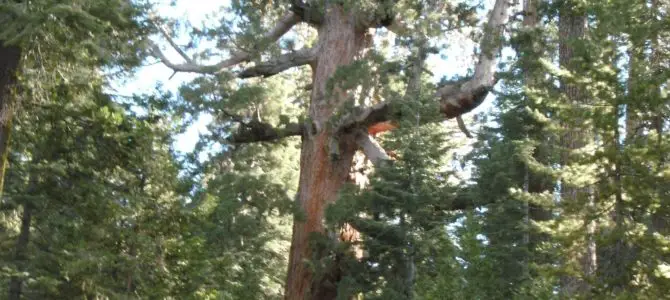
xmin=151 ymin=1 xmax=510 ymax=298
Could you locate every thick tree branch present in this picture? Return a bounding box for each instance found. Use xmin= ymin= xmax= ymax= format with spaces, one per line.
xmin=355 ymin=131 xmax=391 ymax=165
xmin=438 ymin=0 xmax=508 ymax=117
xmin=338 ymin=102 xmax=397 ymax=134
xmin=151 ymin=12 xmax=302 ymax=74
xmin=352 ymin=37 xmax=426 ymax=165
xmin=226 ymin=120 xmax=304 ymax=144
xmin=236 ymin=47 xmax=316 ymax=78
xmin=219 ymin=109 xmax=303 ymax=144
xmin=336 ymin=0 xmax=509 ymax=133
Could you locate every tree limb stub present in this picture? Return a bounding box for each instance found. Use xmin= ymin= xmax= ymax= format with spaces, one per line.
xmin=151 ymin=12 xmax=302 ymax=75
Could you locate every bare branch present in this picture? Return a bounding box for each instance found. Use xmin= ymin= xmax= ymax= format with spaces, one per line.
xmin=151 ymin=12 xmax=302 ymax=74
xmin=149 ymin=15 xmax=192 ymax=63
xmin=237 ymin=48 xmax=316 ymax=78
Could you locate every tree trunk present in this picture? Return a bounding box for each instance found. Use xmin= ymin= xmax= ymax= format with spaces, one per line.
xmin=3 ymin=40 xmax=22 ymax=300
xmin=8 ymin=177 xmax=35 ymax=300
xmin=521 ymin=0 xmax=537 ymax=278
xmin=558 ymin=4 xmax=597 ymax=296
xmin=648 ymin=0 xmax=668 ymax=237
xmin=8 ymin=204 xmax=32 ymax=300
xmin=284 ymin=6 xmax=365 ymax=300
xmin=0 ymin=41 xmax=21 ymax=198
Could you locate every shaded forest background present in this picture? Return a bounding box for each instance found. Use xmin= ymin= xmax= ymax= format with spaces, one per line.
xmin=0 ymin=0 xmax=669 ymax=299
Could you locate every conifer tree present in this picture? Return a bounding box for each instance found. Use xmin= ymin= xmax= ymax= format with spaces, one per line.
xmin=149 ymin=1 xmax=513 ymax=297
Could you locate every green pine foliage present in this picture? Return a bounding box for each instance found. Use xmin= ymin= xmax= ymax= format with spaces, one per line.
xmin=0 ymin=0 xmax=669 ymax=299
xmin=320 ymin=78 xmax=467 ymax=299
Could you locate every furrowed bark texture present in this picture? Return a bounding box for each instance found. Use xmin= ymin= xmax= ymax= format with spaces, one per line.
xmin=284 ymin=6 xmax=365 ymax=300
xmin=558 ymin=5 xmax=597 ymax=296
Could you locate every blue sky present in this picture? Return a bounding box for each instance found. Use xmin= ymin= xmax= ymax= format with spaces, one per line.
xmin=111 ymin=0 xmax=230 ymax=153
xmin=111 ymin=0 xmax=502 ymax=155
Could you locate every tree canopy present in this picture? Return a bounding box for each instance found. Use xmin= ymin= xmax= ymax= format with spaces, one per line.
xmin=0 ymin=0 xmax=668 ymax=299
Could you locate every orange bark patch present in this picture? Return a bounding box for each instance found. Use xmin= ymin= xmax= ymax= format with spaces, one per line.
xmin=367 ymin=121 xmax=397 ymax=135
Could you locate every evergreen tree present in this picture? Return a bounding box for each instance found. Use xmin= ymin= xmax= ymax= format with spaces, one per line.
xmin=148 ymin=1 xmax=512 ymax=298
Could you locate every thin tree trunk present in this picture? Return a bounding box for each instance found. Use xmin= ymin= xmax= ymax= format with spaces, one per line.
xmin=0 ymin=42 xmax=21 ymax=198
xmin=8 ymin=173 xmax=37 ymax=300
xmin=558 ymin=4 xmax=597 ymax=296
xmin=5 ymin=40 xmax=23 ymax=296
xmin=8 ymin=205 xmax=31 ymax=300
xmin=648 ymin=0 xmax=668 ymax=236
xmin=284 ymin=6 xmax=365 ymax=300
xmin=606 ymin=96 xmax=628 ymax=290
xmin=521 ymin=0 xmax=537 ymax=278
xmin=600 ymin=28 xmax=642 ymax=291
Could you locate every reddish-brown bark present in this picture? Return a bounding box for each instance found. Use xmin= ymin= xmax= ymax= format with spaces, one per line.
xmin=284 ymin=6 xmax=366 ymax=300
xmin=367 ymin=120 xmax=397 ymax=136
